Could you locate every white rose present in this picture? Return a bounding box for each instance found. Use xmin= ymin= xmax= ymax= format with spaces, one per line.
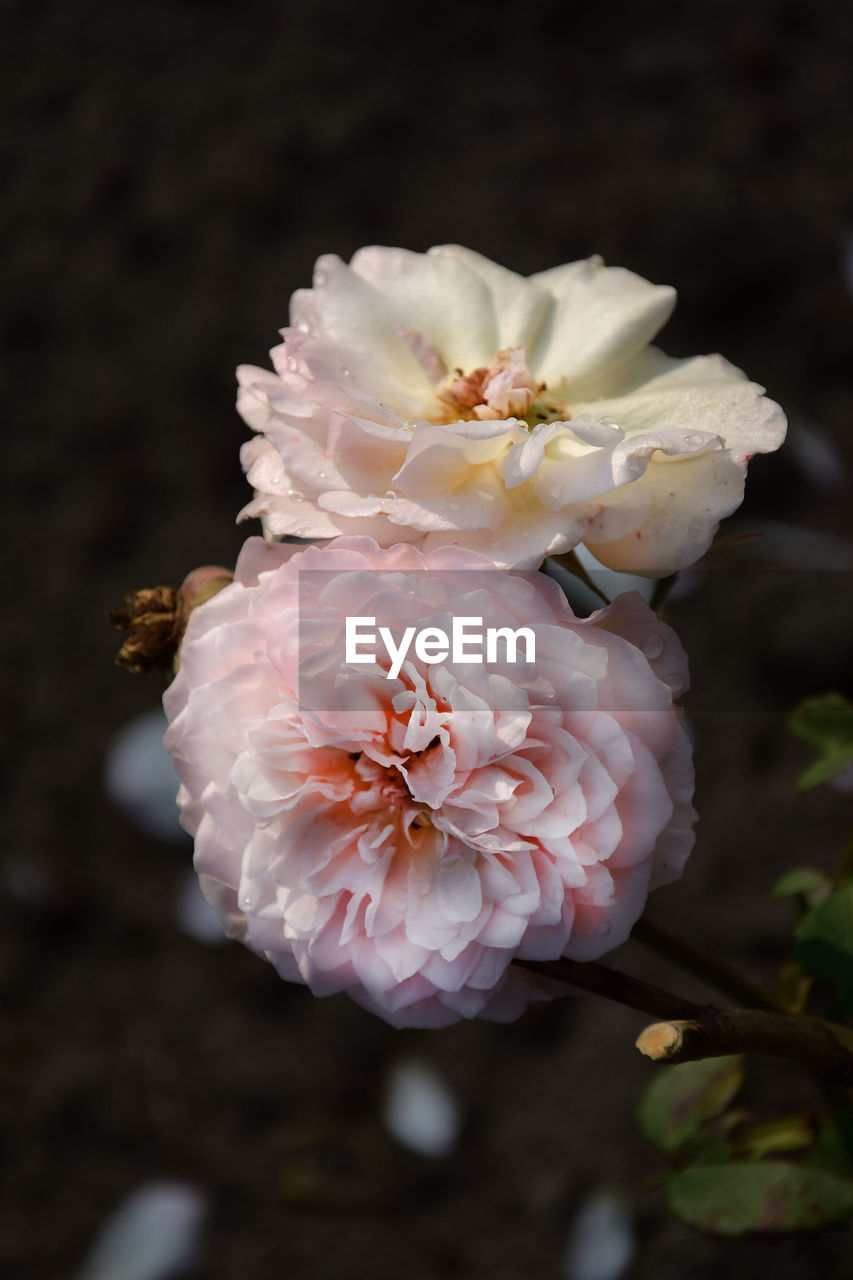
xmin=238 ymin=246 xmax=785 ymax=573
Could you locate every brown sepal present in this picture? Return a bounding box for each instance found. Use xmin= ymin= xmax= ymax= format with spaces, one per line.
xmin=108 ymin=586 xmax=183 ymax=673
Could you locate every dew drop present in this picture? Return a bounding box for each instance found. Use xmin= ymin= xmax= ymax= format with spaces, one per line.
xmin=394 ymin=895 xmax=407 ymax=912
xmin=296 ymin=319 xmax=310 ymax=333
xmin=641 ymin=634 xmax=664 ymax=660
xmin=596 ymin=919 xmax=612 ymax=936
xmin=385 ymin=489 xmax=397 ymax=499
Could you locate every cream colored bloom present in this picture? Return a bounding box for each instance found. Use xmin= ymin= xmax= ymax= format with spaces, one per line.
xmin=238 ymin=246 xmax=786 ymax=572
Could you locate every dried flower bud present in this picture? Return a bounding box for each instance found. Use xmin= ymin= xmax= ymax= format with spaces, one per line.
xmin=110 ymin=567 xmax=232 ymax=674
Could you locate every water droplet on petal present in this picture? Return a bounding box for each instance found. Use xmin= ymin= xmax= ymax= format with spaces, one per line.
xmin=641 ymin=634 xmax=664 ymax=660
xmin=394 ymin=895 xmax=407 ymax=913
xmin=596 ymin=919 xmax=612 ymax=936
xmin=239 ymin=887 xmax=259 ymax=912
xmin=296 ymin=319 xmax=310 ymax=333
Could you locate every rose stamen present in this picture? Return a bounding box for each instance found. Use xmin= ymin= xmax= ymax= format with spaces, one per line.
xmin=443 ymin=346 xmax=540 ymax=422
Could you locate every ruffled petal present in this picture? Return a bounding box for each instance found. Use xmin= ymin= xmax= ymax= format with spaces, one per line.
xmin=530 ymin=256 xmax=676 ymax=388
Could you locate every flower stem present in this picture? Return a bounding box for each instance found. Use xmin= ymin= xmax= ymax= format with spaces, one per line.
xmin=512 ymin=955 xmax=710 ymax=1022
xmin=636 ymin=1011 xmax=853 ymax=1090
xmin=631 ymin=916 xmax=787 ymax=1013
xmin=513 ymin=954 xmax=853 ymax=1088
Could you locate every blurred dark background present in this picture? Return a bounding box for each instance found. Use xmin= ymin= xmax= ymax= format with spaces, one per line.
xmin=3 ymin=1 xmax=853 ymax=1276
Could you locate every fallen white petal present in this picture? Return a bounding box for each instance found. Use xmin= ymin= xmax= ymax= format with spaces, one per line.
xmin=381 ymin=1058 xmax=461 ymax=1157
xmin=78 ymin=1182 xmax=207 ymax=1280
xmin=174 ymin=870 xmax=228 ymax=945
xmin=562 ymin=1189 xmax=635 ymax=1280
xmin=104 ymin=711 xmax=187 ymax=845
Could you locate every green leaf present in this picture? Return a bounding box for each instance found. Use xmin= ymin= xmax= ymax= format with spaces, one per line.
xmin=790 ymin=693 xmax=853 ymax=749
xmin=789 ymin=693 xmax=853 ymax=791
xmin=796 ymin=882 xmax=853 ymax=1010
xmin=638 ymin=1056 xmax=745 ymax=1155
xmin=667 ymin=1162 xmax=853 ymax=1235
xmin=798 ymin=754 xmax=853 ymax=792
xmin=772 ymin=867 xmax=832 ymax=900
xmin=731 ymin=1115 xmax=815 ymax=1161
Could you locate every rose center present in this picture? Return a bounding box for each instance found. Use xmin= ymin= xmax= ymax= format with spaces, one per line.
xmin=350 ymin=752 xmax=433 ymax=830
xmin=440 ymin=347 xmax=570 ymax=428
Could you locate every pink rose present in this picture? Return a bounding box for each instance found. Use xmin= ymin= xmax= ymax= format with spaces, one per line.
xmin=163 ymin=537 xmax=695 ymax=1027
xmin=237 ymin=245 xmax=785 ymax=573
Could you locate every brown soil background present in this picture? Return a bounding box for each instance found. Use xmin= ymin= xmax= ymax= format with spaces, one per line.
xmin=3 ymin=2 xmax=853 ymax=1276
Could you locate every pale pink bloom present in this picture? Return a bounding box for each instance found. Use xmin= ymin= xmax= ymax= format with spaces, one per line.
xmin=163 ymin=537 xmax=696 ymax=1028
xmin=238 ymin=246 xmax=786 ymax=573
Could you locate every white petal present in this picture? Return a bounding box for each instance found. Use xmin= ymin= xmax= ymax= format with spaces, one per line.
xmin=430 ymin=244 xmax=553 ymax=352
xmin=533 ymin=428 xmax=722 ymax=509
xmin=572 ymin=352 xmax=787 ymax=457
xmin=562 ymin=1189 xmax=635 ymax=1280
xmin=583 ymin=449 xmax=747 ymax=574
xmin=288 ymin=331 xmax=437 ymax=418
xmin=238 ymin=439 xmax=344 ymax=538
xmin=503 ymin=422 xmax=562 ymax=489
xmin=351 ymin=245 xmax=497 ymax=370
xmin=79 ymin=1182 xmax=207 ymax=1280
xmin=531 ymin=257 xmax=676 ymax=388
xmin=382 ymin=1059 xmax=461 ymax=1157
xmin=419 ymin=506 xmax=591 ymax=570
xmin=174 ymin=870 xmax=228 ymax=945
xmin=391 ymin=420 xmax=523 ymax=498
xmin=308 ymin=253 xmax=432 ymax=386
xmin=104 ymin=710 xmax=186 ymax=845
